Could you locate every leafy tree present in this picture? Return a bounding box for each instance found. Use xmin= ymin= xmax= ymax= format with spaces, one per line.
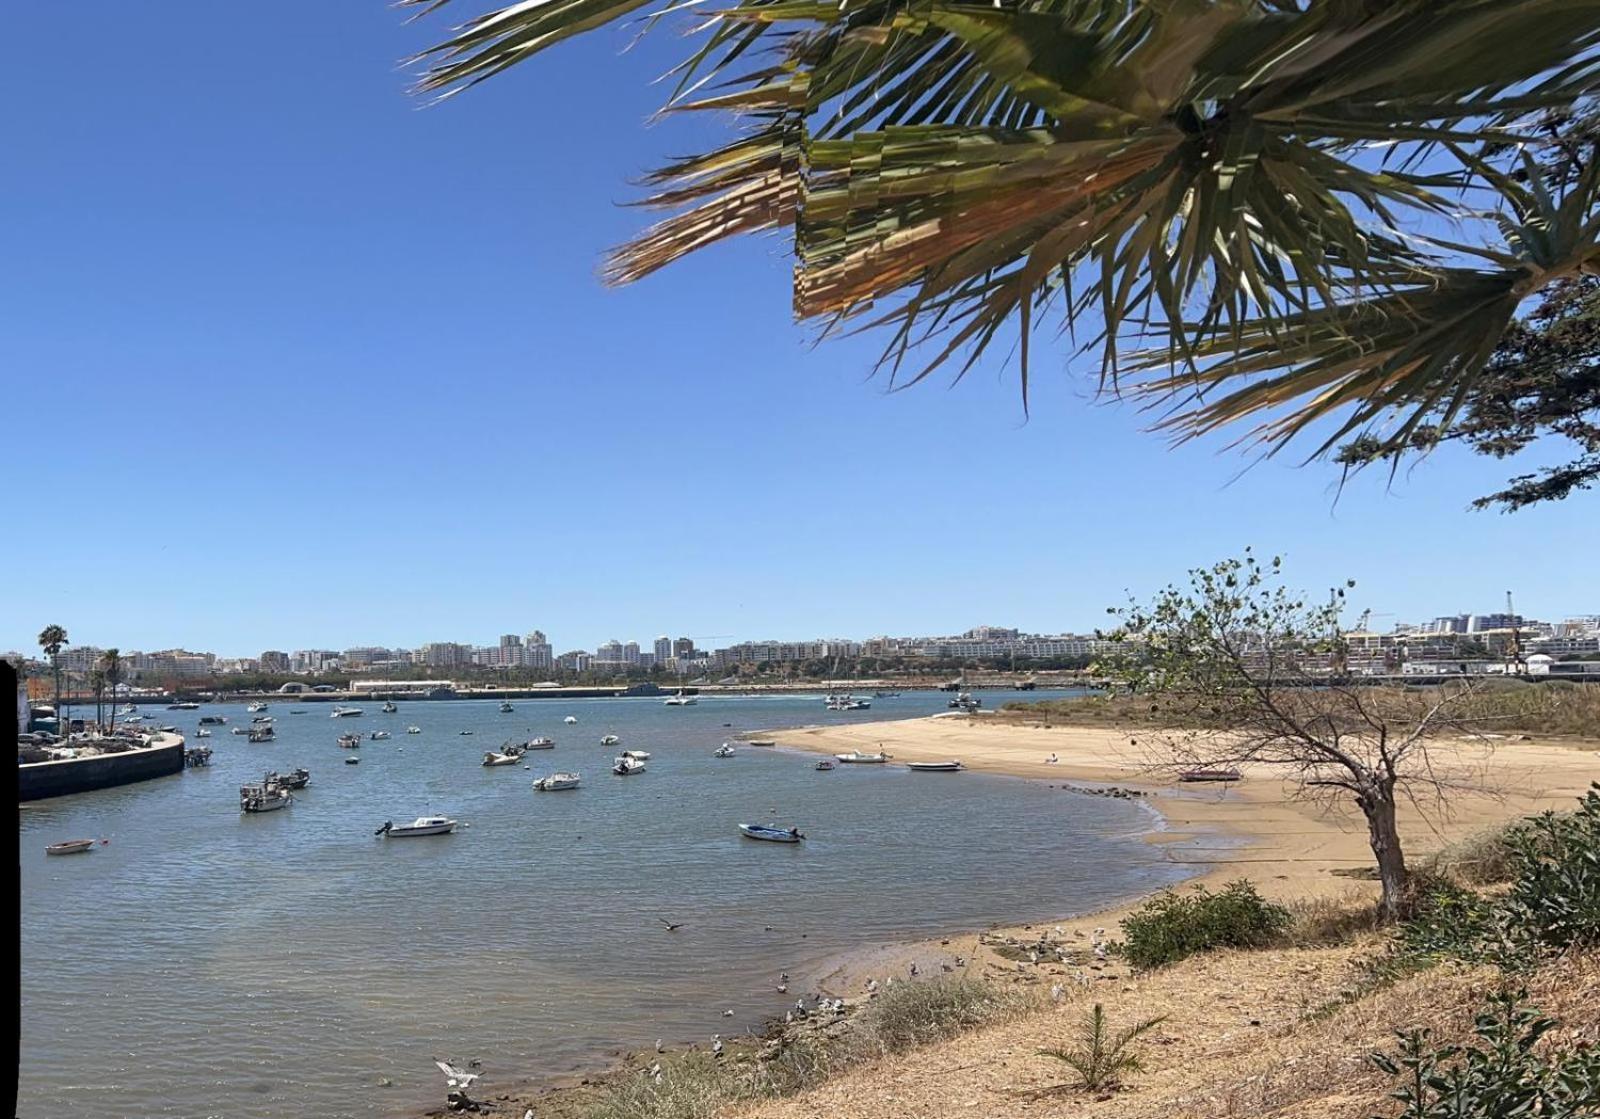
xmin=405 ymin=1 xmax=1600 ymax=466
xmin=36 ymin=624 xmax=68 ymax=713
xmin=1102 ymin=552 xmax=1512 ymax=923
xmin=100 ymin=649 xmax=124 ymax=732
xmin=1338 ymin=276 xmax=1600 ymax=511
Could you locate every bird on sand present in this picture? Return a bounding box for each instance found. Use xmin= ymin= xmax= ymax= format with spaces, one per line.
xmin=711 ymin=1035 xmax=725 ymax=1058
xmin=655 ymin=1039 xmax=665 ymax=1054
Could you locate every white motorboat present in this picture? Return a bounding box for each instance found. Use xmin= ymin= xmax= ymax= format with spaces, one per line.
xmin=533 ymin=772 xmax=581 ymax=791
xmin=906 ymin=760 xmax=963 ymax=772
xmin=406 ymin=725 xmax=422 ymax=734
xmin=381 ymin=701 xmax=399 ymax=714
xmin=369 ymin=730 xmax=390 ymax=741
xmin=612 ymin=755 xmax=646 ymax=776
xmin=824 ymin=694 xmax=871 ymax=711
xmin=664 ymin=691 xmax=698 ymax=706
xmin=524 ymin=736 xmax=555 ymax=749
xmin=247 ymin=701 xmax=268 ymax=713
xmin=621 ymin=749 xmax=650 ymax=761
xmin=499 ymin=700 xmax=515 ymax=713
xmin=46 ymin=839 xmax=98 ymax=855
xmin=564 ymin=715 xmax=578 ymax=724
xmin=122 ymin=714 xmax=147 ymax=723
xmin=713 ymin=744 xmax=735 ymax=758
xmin=600 ymin=734 xmax=620 ymax=746
xmin=835 ymin=751 xmax=890 ymax=764
xmin=167 ymin=701 xmax=201 ymax=710
xmin=240 ymin=784 xmax=292 ymax=812
xmin=196 ymin=727 xmax=212 ymax=738
xmin=377 ymin=816 xmax=457 ymax=837
xmin=483 ymin=750 xmax=520 ymax=766
xmin=345 ymin=755 xmax=361 ymax=765
xmin=330 ymin=706 xmax=364 ymax=718
xmin=740 ymin=823 xmax=804 ymax=843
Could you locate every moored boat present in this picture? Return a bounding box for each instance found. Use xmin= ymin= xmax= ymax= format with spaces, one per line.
xmin=713 ymin=744 xmax=735 ymax=758
xmin=621 ymin=748 xmax=650 ymax=760
xmin=330 ymin=706 xmax=363 ymax=718
xmin=168 ymin=701 xmax=201 ymax=710
xmin=482 ymin=751 xmax=520 ymax=766
xmin=240 ymin=783 xmax=292 ymax=812
xmin=499 ymin=700 xmax=515 ymax=713
xmin=45 ymin=839 xmax=97 ymax=855
xmin=814 ymin=759 xmax=836 ymax=771
xmin=247 ymin=725 xmax=276 ymax=742
xmin=600 ymin=734 xmax=620 ymax=746
xmin=247 ymin=702 xmax=268 ymax=713
xmin=906 ymin=760 xmax=963 ymax=772
xmin=746 ymin=739 xmax=776 ymax=748
xmin=337 ymin=733 xmax=362 ymax=749
xmin=267 ymin=767 xmax=310 ymax=790
xmin=381 ymin=701 xmax=398 ymax=714
xmin=533 ymin=772 xmax=581 ymax=791
xmin=199 ymin=715 xmax=227 ymax=726
xmin=564 ymin=715 xmax=578 ymax=724
xmin=345 ymin=755 xmax=361 ymax=765
xmin=612 ymin=755 xmax=645 ymax=776
xmin=406 ymin=725 xmax=422 ymax=734
xmin=739 ymin=823 xmax=804 ymax=843
xmin=835 ymin=751 xmax=889 ymax=764
xmin=523 ymin=736 xmax=555 ymax=749
xmin=664 ymin=690 xmax=697 ymax=706
xmin=377 ymin=816 xmax=456 ymax=837
xmin=195 ymin=727 xmax=212 ymax=737
xmin=369 ymin=730 xmax=390 ymax=741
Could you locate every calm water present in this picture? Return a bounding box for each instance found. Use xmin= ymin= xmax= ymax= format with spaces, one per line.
xmin=20 ymin=691 xmax=1193 ymax=1119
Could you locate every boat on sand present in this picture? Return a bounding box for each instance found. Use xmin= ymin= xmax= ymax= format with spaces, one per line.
xmin=835 ymin=751 xmax=889 ymax=764
xmin=906 ymin=760 xmax=963 ymax=772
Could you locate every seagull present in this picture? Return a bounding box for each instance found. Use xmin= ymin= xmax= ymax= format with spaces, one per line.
xmin=711 ymin=1035 xmax=724 ymax=1058
xmin=655 ymin=1039 xmax=665 ymax=1054
xmin=434 ymin=1060 xmax=480 ymax=1091
xmin=1051 ymin=984 xmax=1065 ymax=1001
xmin=776 ymin=984 xmax=788 ymax=993
xmin=524 ymin=1111 xmax=534 ymax=1119
xmin=908 ymin=962 xmax=919 ymax=977
xmin=780 ymin=972 xmax=790 ymax=983
xmin=722 ymin=1009 xmax=734 ymax=1017
xmin=659 ymin=918 xmax=684 ymax=932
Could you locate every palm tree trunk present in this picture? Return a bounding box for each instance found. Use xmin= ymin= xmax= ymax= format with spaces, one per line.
xmin=1358 ymin=780 xmax=1408 ymax=924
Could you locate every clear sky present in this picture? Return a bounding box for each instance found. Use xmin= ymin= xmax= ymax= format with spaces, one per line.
xmin=4 ymin=1 xmax=1595 ymax=658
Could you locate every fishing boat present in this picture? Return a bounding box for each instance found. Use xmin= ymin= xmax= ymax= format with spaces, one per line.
xmin=267 ymin=768 xmax=310 ymax=790
xmin=247 ymin=725 xmax=276 ymax=742
xmin=600 ymin=734 xmax=620 ymax=746
xmin=499 ymin=700 xmax=515 ymax=713
xmin=369 ymin=730 xmax=390 ymax=741
xmin=1179 ymin=768 xmax=1242 ymax=783
xmin=664 ymin=690 xmax=698 ymax=706
xmin=482 ymin=750 xmax=520 ymax=766
xmin=713 ymin=744 xmax=735 ymax=758
xmin=814 ymin=759 xmax=836 ymax=771
xmin=199 ymin=715 xmax=227 ymax=726
xmin=835 ymin=751 xmax=889 ymax=764
xmin=185 ymin=746 xmax=214 ymax=767
xmin=523 ymin=736 xmax=555 ymax=749
xmin=239 ymin=783 xmax=292 ymax=812
xmin=196 ymin=727 xmax=212 ymax=738
xmin=381 ymin=701 xmax=398 ymax=714
xmin=621 ymin=748 xmax=650 ymax=761
xmin=377 ymin=816 xmax=457 ymax=837
xmin=406 ymin=725 xmax=422 ymax=734
xmin=247 ymin=702 xmax=268 ymax=713
xmin=337 ymin=733 xmax=362 ymax=749
xmin=45 ymin=839 xmax=97 ymax=855
xmin=533 ymin=772 xmax=581 ymax=791
xmin=948 ymin=692 xmax=981 ymax=711
xmin=564 ymin=715 xmax=578 ymax=725
xmin=825 ymin=694 xmax=870 ymax=711
xmin=739 ymin=823 xmax=804 ymax=843
xmin=906 ymin=760 xmax=963 ymax=772
xmin=330 ymin=706 xmax=363 ymax=718
xmin=612 ymin=755 xmax=646 ymax=776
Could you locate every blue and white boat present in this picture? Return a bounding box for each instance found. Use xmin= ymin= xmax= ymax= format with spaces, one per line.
xmin=739 ymin=823 xmax=804 ymax=843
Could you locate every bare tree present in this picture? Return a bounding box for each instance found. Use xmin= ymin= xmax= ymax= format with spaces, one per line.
xmin=1101 ymin=552 xmax=1506 ymax=924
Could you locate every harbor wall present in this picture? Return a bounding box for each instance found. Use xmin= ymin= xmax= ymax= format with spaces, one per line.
xmin=19 ymin=734 xmax=186 ymax=801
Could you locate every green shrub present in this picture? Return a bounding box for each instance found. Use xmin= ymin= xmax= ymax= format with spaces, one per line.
xmin=1498 ymin=783 xmax=1600 ymax=953
xmin=1117 ymin=880 xmax=1291 ymax=969
xmin=1037 ymin=1003 xmax=1167 ymax=1093
xmin=1371 ymin=991 xmax=1600 ymax=1119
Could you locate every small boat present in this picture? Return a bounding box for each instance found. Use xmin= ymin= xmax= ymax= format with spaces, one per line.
xmin=499 ymin=701 xmax=515 ymax=713
xmin=458 ymin=730 xmax=474 ymax=736
xmin=168 ymin=701 xmax=201 ymax=710
xmin=195 ymin=727 xmax=212 ymax=738
xmin=906 ymin=760 xmax=963 ymax=772
xmin=158 ymin=724 xmax=180 ymax=733
xmin=330 ymin=706 xmax=364 ymax=718
xmin=600 ymin=734 xmax=620 ymax=746
xmin=948 ymin=693 xmax=981 ymax=711
xmin=664 ymin=691 xmax=698 ymax=706
xmin=835 ymin=751 xmax=889 ymax=764
xmin=251 ymin=715 xmax=274 ymax=724
xmin=406 ymin=725 xmax=422 ymax=734
xmin=184 ymin=746 xmax=214 ymax=767
xmin=122 ymin=714 xmax=147 ymax=723
xmin=345 ymin=755 xmax=361 ymax=765
xmin=483 ymin=751 xmax=520 ymax=766
xmin=523 ymin=736 xmax=555 ymax=749
xmin=231 ymin=727 xmax=248 ymax=735
xmin=240 ymin=784 xmax=292 ymax=812
xmin=199 ymin=715 xmax=227 ymax=726
xmin=873 ymin=691 xmax=900 ymax=698
xmin=564 ymin=715 xmax=578 ymax=725
xmin=1179 ymin=768 xmax=1242 ymax=783
xmin=369 ymin=730 xmax=391 ymax=741
xmin=338 ymin=733 xmax=362 ymax=749
xmin=620 ymin=749 xmax=650 ymax=761
xmin=740 ymin=823 xmax=804 ymax=843
xmin=814 ymin=759 xmax=836 ymax=771
xmin=824 ymin=694 xmax=871 ymax=711
xmin=746 ymin=739 xmax=776 ymax=748
xmin=247 ymin=702 xmax=268 ymax=713
xmin=247 ymin=725 xmax=276 ymax=742
xmin=46 ymin=839 xmax=97 ymax=855
xmin=377 ymin=816 xmax=457 ymax=837
xmin=612 ymin=755 xmax=646 ymax=776
xmin=381 ymin=701 xmax=398 ymax=714
xmin=533 ymin=772 xmax=581 ymax=791
xmin=713 ymin=744 xmax=735 ymax=758
xmin=267 ymin=768 xmax=310 ymax=790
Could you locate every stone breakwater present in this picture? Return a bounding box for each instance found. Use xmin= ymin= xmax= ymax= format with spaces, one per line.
xmin=18 ymin=732 xmax=185 ymax=801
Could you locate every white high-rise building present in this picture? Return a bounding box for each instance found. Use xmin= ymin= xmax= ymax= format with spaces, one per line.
xmin=654 ymin=636 xmax=672 ymax=664
xmin=525 ymin=630 xmax=553 ymax=671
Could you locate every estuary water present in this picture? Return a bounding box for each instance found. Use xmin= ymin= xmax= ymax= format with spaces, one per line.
xmin=20 ymin=691 xmax=1194 ymax=1119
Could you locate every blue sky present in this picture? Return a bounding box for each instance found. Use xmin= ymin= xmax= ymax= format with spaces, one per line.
xmin=4 ymin=1 xmax=1594 ymax=658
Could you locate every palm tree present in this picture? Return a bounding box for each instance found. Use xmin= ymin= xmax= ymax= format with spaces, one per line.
xmin=37 ymin=624 xmax=69 ymax=715
xmin=100 ymin=649 xmax=124 ymax=733
xmin=90 ymin=668 xmax=106 ymax=732
xmin=405 ymin=1 xmax=1600 ymax=464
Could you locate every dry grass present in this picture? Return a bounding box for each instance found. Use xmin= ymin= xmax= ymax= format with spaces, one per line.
xmin=852 ymin=976 xmax=1041 ymax=1056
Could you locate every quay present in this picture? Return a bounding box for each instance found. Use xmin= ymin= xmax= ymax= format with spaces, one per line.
xmin=19 ymin=731 xmax=187 ymax=801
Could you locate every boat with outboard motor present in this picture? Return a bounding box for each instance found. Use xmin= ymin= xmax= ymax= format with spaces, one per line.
xmin=46 ymin=839 xmax=99 ymax=855
xmin=664 ymin=690 xmax=697 ymax=706
xmin=337 ymin=733 xmax=362 ymax=749
xmin=739 ymin=823 xmax=804 ymax=843
xmin=330 ymin=706 xmax=363 ymax=718
xmin=239 ymin=782 xmax=292 ymax=812
xmin=612 ymin=755 xmax=646 ymax=776
xmin=266 ymin=767 xmax=310 ymax=790
xmin=377 ymin=816 xmax=456 ymax=837
xmin=482 ymin=750 xmax=520 ymax=766
xmin=600 ymin=734 xmax=620 ymax=746
xmin=369 ymin=730 xmax=390 ymax=741
xmin=713 ymin=744 xmax=735 ymax=758
xmin=835 ymin=751 xmax=890 ymax=764
xmin=533 ymin=772 xmax=581 ymax=791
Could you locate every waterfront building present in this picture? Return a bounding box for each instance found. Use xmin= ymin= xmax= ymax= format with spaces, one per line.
xmin=416 ymin=642 xmax=474 ymax=669
xmin=259 ymin=650 xmax=290 ymax=673
xmin=525 ymin=631 xmax=553 ymax=671
xmin=556 ymin=650 xmax=591 ymax=672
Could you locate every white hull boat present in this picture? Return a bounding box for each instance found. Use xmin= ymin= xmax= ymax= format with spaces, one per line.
xmin=713 ymin=745 xmax=735 ymax=758
xmin=330 ymin=706 xmax=364 ymax=718
xmin=406 ymin=725 xmax=422 ymax=734
xmin=483 ymin=751 xmax=520 ymax=766
xmin=620 ymin=749 xmax=650 ymax=761
xmin=906 ymin=760 xmax=963 ymax=772
xmin=533 ymin=772 xmax=581 ymax=791
xmin=381 ymin=701 xmax=398 ymax=714
xmin=564 ymin=716 xmax=578 ymax=725
xmin=369 ymin=731 xmax=390 ymax=740
xmin=739 ymin=823 xmax=805 ymax=843
xmin=46 ymin=839 xmax=98 ymax=855
xmin=664 ymin=694 xmax=697 ymax=706
xmin=600 ymin=735 xmax=620 ymax=746
xmin=835 ymin=752 xmax=889 ymax=764
xmin=499 ymin=701 xmax=515 ymax=713
xmin=523 ymin=737 xmax=555 ymax=749
xmin=378 ymin=816 xmax=457 ymax=837
xmin=196 ymin=728 xmax=212 ymax=738
xmin=247 ymin=702 xmax=268 ymax=713
xmin=612 ymin=756 xmax=646 ymax=776
xmin=240 ymin=786 xmax=292 ymax=812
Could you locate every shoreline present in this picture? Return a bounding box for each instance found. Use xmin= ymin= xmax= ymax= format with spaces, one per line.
xmin=414 ymin=715 xmax=1598 ymax=1118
